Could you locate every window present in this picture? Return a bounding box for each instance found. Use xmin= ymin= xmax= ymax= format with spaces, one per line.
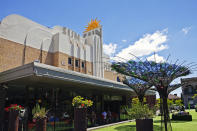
xmin=68 ymin=58 xmax=72 ymax=65
xmin=82 ymin=61 xmax=85 ymax=68
xmin=117 ymin=76 xmax=120 ymax=82
xmin=75 ymin=60 xmax=79 ymax=67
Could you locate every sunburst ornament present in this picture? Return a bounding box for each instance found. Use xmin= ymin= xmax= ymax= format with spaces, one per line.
xmin=84 ymin=18 xmax=101 ymax=32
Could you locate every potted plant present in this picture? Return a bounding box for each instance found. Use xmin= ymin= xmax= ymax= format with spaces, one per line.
xmin=5 ymin=104 xmax=24 ymax=131
xmin=72 ymin=96 xmax=93 ymax=131
xmin=126 ymin=98 xmax=154 ymax=131
xmin=32 ymin=104 xmax=48 ymax=131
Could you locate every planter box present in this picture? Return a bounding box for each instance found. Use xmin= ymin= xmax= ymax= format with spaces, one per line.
xmin=74 ymin=108 xmax=87 ymax=131
xmin=8 ymin=110 xmax=19 ymax=131
xmin=172 ymin=114 xmax=192 ymax=121
xmin=35 ymin=118 xmax=46 ymax=131
xmin=136 ymin=119 xmax=153 ymax=131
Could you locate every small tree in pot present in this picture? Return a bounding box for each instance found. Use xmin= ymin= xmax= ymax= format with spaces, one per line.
xmin=32 ymin=104 xmax=48 ymax=131
xmin=126 ymin=98 xmax=154 ymax=131
xmin=72 ymin=96 xmax=93 ymax=131
xmin=5 ymin=104 xmax=24 ymax=131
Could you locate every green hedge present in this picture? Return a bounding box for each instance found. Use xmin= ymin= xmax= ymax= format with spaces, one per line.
xmin=172 ymin=114 xmax=192 ymax=121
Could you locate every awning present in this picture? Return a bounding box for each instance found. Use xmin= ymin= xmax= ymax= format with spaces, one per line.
xmin=0 ymin=62 xmax=155 ymax=96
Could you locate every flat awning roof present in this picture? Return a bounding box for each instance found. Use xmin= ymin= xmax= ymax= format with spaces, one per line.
xmin=0 ymin=62 xmax=133 ymax=95
xmin=0 ymin=62 xmax=155 ymax=96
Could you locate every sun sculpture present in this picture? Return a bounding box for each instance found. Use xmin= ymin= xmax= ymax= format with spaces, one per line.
xmin=123 ymin=76 xmax=153 ymax=104
xmin=84 ymin=18 xmax=101 ymax=32
xmin=112 ymin=57 xmax=194 ymax=131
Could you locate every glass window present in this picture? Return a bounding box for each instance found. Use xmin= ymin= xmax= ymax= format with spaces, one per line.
xmin=82 ymin=61 xmax=85 ymax=68
xmin=68 ymin=58 xmax=72 ymax=65
xmin=75 ymin=60 xmax=79 ymax=67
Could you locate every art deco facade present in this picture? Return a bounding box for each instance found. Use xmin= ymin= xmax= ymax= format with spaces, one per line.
xmin=0 ymin=14 xmax=155 ymax=130
xmin=0 ymin=14 xmax=122 ymax=81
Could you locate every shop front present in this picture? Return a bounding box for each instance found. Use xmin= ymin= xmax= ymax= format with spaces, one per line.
xmin=0 ymin=62 xmax=136 ymax=131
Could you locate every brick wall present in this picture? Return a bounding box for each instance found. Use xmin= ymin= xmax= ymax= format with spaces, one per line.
xmin=0 ymin=37 xmax=93 ymax=75
xmin=104 ymin=70 xmax=124 ymax=82
xmin=0 ymin=37 xmax=124 ymax=82
xmin=0 ymin=38 xmax=24 ymax=72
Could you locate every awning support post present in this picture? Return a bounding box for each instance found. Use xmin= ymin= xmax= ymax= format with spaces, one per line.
xmin=0 ymin=84 xmax=7 ymax=131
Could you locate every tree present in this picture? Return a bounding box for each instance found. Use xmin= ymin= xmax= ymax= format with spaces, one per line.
xmin=112 ymin=60 xmax=192 ymax=131
xmin=151 ymin=83 xmax=182 ymax=95
xmin=123 ymin=77 xmax=152 ymax=104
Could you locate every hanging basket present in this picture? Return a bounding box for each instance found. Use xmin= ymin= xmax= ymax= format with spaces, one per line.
xmin=136 ymin=119 xmax=153 ymax=131
xmin=8 ymin=110 xmax=19 ymax=131
xmin=74 ymin=108 xmax=87 ymax=131
xmin=35 ymin=118 xmax=46 ymax=131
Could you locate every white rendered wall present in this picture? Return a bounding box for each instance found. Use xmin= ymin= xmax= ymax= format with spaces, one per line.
xmin=0 ymin=14 xmax=93 ymax=62
xmin=0 ymin=14 xmax=54 ymax=53
xmin=83 ymin=28 xmax=104 ymax=78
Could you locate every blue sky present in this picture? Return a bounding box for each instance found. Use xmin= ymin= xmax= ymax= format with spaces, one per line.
xmin=1 ymin=0 xmax=197 ymax=96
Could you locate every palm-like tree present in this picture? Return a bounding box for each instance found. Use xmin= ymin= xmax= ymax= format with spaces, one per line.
xmin=123 ymin=76 xmax=152 ymax=104
xmin=112 ymin=60 xmax=192 ymax=131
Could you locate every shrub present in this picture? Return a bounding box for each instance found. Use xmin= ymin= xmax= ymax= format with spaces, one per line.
xmin=126 ymin=99 xmax=154 ymax=120
xmin=172 ymin=112 xmax=192 ymax=121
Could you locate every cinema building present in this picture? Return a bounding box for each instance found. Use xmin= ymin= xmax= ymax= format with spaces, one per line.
xmin=0 ymin=14 xmax=155 ymax=130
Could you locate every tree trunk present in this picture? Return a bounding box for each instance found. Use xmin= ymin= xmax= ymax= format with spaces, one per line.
xmin=159 ymin=92 xmax=172 ymax=131
xmin=138 ymin=95 xmax=144 ymax=105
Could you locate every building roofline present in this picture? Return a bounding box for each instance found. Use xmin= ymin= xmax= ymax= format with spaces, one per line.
xmin=181 ymin=77 xmax=197 ymax=82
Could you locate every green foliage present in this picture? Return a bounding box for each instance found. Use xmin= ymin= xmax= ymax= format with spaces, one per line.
xmin=174 ymin=99 xmax=183 ymax=107
xmin=168 ymin=99 xmax=174 ymax=107
xmin=156 ymin=98 xmax=183 ymax=110
xmin=192 ymin=91 xmax=197 ymax=99
xmin=72 ymin=96 xmax=93 ymax=108
xmin=172 ymin=113 xmax=192 ymax=121
xmin=126 ymin=103 xmax=154 ymax=119
xmin=126 ymin=98 xmax=154 ymax=120
xmin=132 ymin=97 xmax=146 ymax=104
xmin=32 ymin=104 xmax=48 ymax=119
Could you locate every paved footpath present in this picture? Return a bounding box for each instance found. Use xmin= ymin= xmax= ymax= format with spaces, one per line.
xmin=87 ymin=120 xmax=134 ymax=131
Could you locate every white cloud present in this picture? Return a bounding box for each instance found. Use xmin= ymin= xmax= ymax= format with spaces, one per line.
xmin=147 ymin=54 xmax=165 ymax=63
xmin=122 ymin=40 xmax=127 ymax=43
xmin=103 ymin=43 xmax=117 ymax=57
xmin=182 ymin=27 xmax=191 ymax=35
xmin=113 ymin=29 xmax=168 ymax=61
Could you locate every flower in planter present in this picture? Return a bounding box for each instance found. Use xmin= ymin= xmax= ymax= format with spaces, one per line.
xmin=32 ymin=104 xmax=48 ymax=120
xmin=4 ymin=104 xmax=24 ymax=112
xmin=72 ymin=96 xmax=93 ymax=108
